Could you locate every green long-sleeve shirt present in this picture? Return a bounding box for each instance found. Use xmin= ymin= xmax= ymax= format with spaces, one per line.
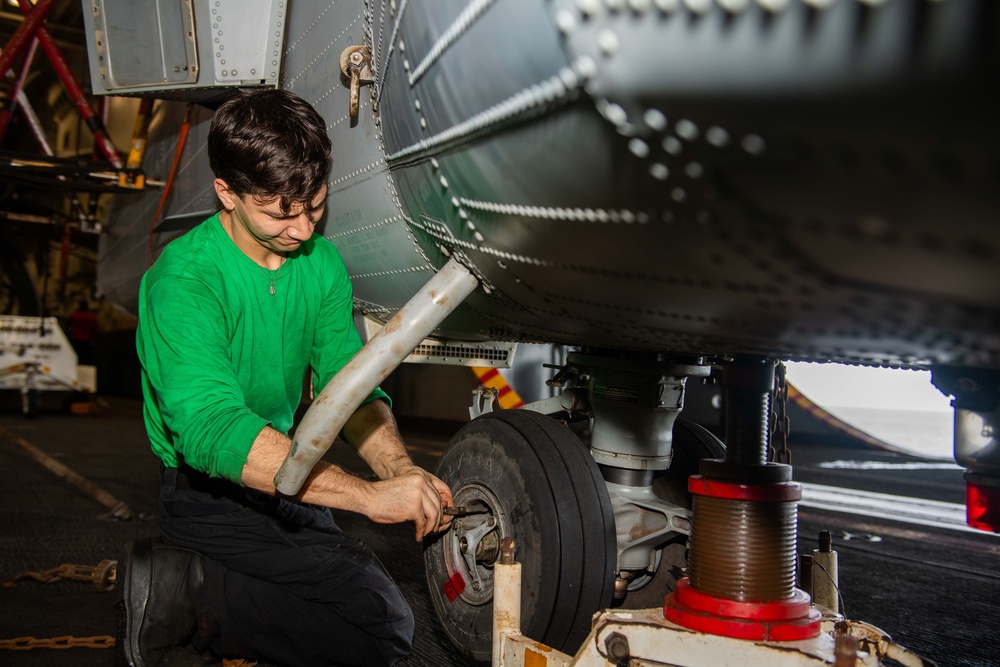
xmin=137 ymin=213 xmax=388 ymax=483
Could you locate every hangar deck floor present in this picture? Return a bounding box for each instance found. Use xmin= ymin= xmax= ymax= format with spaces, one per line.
xmin=0 ymin=397 xmax=997 ymax=667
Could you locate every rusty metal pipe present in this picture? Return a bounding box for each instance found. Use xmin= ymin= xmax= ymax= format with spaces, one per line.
xmin=273 ymin=259 xmax=478 ymax=495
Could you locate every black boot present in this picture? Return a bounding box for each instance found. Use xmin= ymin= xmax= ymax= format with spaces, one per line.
xmin=115 ymin=538 xmax=206 ymax=667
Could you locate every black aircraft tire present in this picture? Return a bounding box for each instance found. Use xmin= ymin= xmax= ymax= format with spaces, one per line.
xmin=620 ymin=417 xmax=727 ymax=609
xmin=424 ymin=410 xmax=615 ymax=664
xmin=501 ymin=409 xmax=617 ymax=651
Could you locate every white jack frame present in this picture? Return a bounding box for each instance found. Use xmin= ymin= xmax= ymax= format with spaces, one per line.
xmin=491 ymin=538 xmax=933 ymax=667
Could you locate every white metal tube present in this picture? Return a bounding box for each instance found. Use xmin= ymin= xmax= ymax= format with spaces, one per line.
xmin=812 ymin=548 xmax=839 ymax=613
xmin=16 ymin=90 xmax=54 ymax=156
xmin=493 ymin=539 xmax=522 ymax=667
xmin=273 ymin=259 xmax=478 ymax=495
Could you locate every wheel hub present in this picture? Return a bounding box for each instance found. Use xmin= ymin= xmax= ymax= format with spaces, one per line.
xmin=444 ymin=482 xmax=508 ymax=605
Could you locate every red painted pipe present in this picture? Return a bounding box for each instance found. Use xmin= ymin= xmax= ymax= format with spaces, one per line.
xmin=0 ymin=0 xmax=55 ymax=143
xmin=16 ymin=0 xmax=123 ymax=168
xmin=0 ymin=0 xmax=55 ymax=79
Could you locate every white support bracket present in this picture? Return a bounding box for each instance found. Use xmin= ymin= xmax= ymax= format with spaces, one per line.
xmin=492 ymin=537 xmax=573 ymax=667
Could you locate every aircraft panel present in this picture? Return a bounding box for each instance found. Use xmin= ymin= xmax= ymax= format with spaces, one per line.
xmin=281 ymin=1 xmax=439 ymax=318
xmin=365 ymin=0 xmax=999 ymax=366
xmin=95 ymin=0 xmax=1000 ymax=371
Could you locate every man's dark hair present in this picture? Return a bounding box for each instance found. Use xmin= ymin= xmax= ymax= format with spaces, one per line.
xmin=208 ymin=88 xmax=332 ymax=213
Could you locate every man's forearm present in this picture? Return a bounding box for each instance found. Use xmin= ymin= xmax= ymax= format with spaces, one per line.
xmin=240 ymin=425 xmax=373 ymax=513
xmin=343 ymin=399 xmax=414 ymax=479
xmin=241 ymin=403 xmax=454 ymax=540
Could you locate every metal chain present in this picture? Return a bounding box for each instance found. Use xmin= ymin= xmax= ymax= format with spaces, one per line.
xmin=770 ymin=361 xmax=792 ymax=465
xmin=0 ymin=635 xmax=116 ymax=650
xmin=0 ymin=560 xmax=121 ymax=651
xmin=1 ymin=561 xmax=257 ymax=663
xmin=2 ymin=560 xmax=117 ymax=592
xmin=0 ymin=636 xmax=262 ymax=665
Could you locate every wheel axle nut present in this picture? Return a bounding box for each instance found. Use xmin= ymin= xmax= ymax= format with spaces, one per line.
xmin=500 ymin=537 xmax=516 ymax=564
xmin=605 ymin=632 xmax=629 ymax=662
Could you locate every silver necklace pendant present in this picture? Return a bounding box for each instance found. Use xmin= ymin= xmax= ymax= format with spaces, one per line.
xmin=266 ymin=256 xmax=286 ymax=296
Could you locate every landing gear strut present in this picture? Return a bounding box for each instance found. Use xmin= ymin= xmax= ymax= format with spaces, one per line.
xmin=425 ymin=350 xmax=723 ymax=661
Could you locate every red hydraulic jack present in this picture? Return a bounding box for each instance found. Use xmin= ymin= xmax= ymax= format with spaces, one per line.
xmin=0 ymin=0 xmax=122 ymax=168
xmin=664 ymin=357 xmax=822 ymax=641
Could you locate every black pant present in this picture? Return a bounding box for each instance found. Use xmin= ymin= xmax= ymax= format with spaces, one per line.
xmin=158 ymin=466 xmax=414 ymax=666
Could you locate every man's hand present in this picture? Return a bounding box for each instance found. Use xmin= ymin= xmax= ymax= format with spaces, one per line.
xmin=345 ymin=400 xmax=456 ymax=540
xmin=363 ymin=465 xmax=455 ymax=540
xmin=242 ymin=417 xmax=455 ymax=540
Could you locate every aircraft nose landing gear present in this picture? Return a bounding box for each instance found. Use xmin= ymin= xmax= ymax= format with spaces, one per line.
xmin=558 ymin=352 xmax=715 ymax=605
xmin=424 ymin=350 xmax=723 ymax=661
